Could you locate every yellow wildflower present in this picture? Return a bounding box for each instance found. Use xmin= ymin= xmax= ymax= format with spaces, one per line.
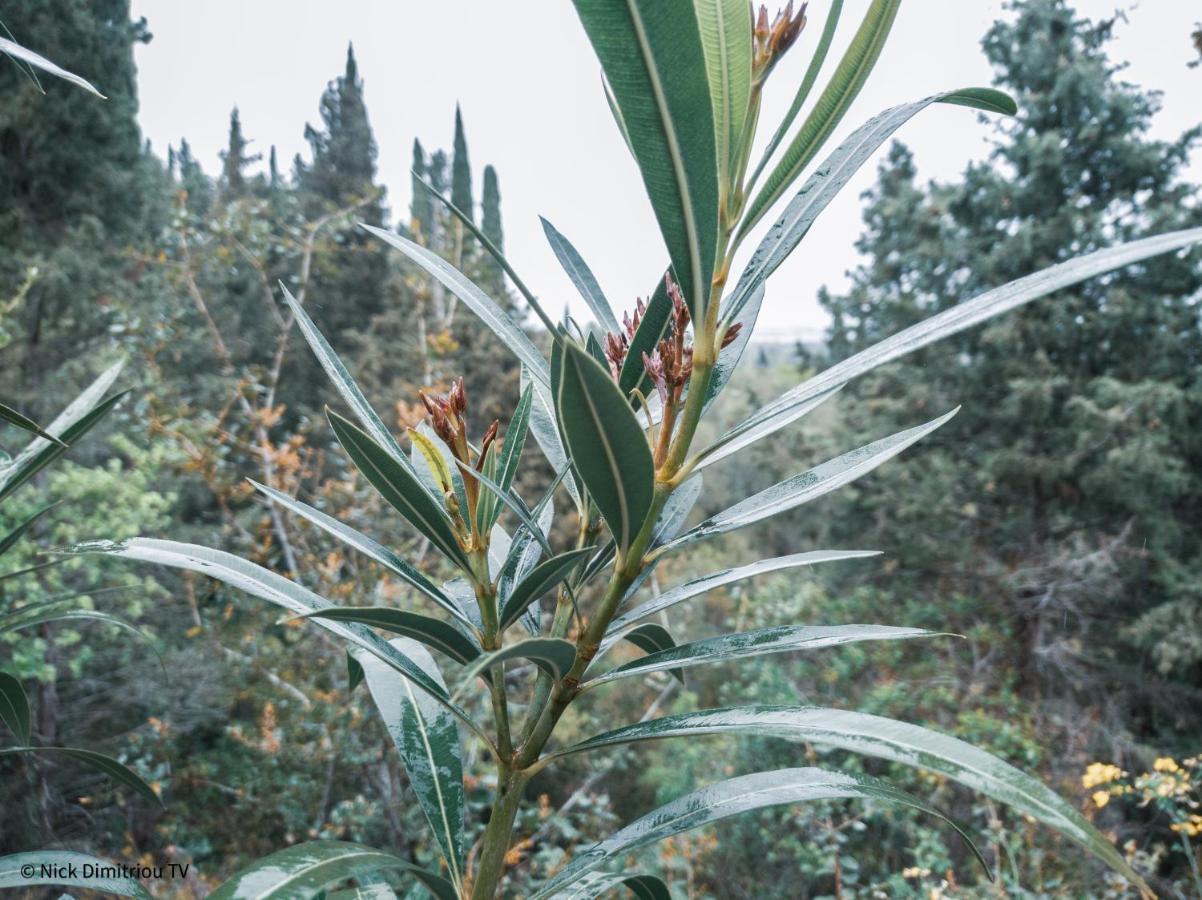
xmin=1153 ymin=757 xmax=1180 ymax=773
xmin=1092 ymin=790 xmax=1111 ymax=808
xmin=1083 ymin=762 xmax=1124 ymax=788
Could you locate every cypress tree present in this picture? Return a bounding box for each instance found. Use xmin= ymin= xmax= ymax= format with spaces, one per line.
xmin=480 ymin=164 xmax=504 ymax=289
xmin=219 ymin=107 xmax=259 ymax=198
xmin=451 ymin=104 xmax=473 ymax=216
xmin=410 ymin=138 xmax=434 ymax=242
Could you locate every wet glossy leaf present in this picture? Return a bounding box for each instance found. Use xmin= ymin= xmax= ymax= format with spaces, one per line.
xmin=329 ymin=411 xmax=472 ymax=571
xmin=550 ymin=706 xmax=1145 ymax=890
xmin=0 ymin=747 xmax=161 ymax=806
xmin=727 ymin=88 xmax=1016 ymax=325
xmin=693 ymin=385 xmax=841 ymax=472
xmin=665 ymin=410 xmax=958 ymax=551
xmin=208 ymin=841 xmax=457 ymax=900
xmin=249 ymin=481 xmax=469 ymax=629
xmin=572 ymin=0 xmax=718 ymax=319
xmin=0 ymin=401 xmax=66 ymax=445
xmin=553 ymin=870 xmax=671 ymax=900
xmin=610 ymin=623 xmax=683 ymax=685
xmin=541 ymin=218 xmax=618 ymax=333
xmin=729 ymin=226 xmax=1202 ymax=448
xmin=496 ymin=384 xmax=533 ymax=498
xmin=0 ymin=671 xmax=31 ymax=745
xmin=357 ymin=640 xmax=465 ymax=887
xmin=304 ymin=608 xmax=480 ymax=665
xmin=524 ymin=365 xmax=583 ymax=509
xmin=346 ymin=652 xmax=365 ymax=692
xmin=499 ymin=548 xmax=593 ymax=632
xmin=530 ymin=767 xmax=985 ymax=898
xmin=0 ymin=852 xmax=149 ymax=897
xmin=364 ymin=225 xmax=550 ymax=385
xmin=695 ymin=0 xmax=752 ymax=190
xmin=607 ymin=550 xmax=881 ymax=640
xmin=555 ymin=341 xmax=654 ymax=554
xmin=588 ymin=624 xmax=935 ymax=688
xmin=456 ymin=639 xmax=578 ymax=695
xmin=703 ymin=286 xmax=764 ymax=413
xmin=0 ymin=37 xmax=105 ymax=97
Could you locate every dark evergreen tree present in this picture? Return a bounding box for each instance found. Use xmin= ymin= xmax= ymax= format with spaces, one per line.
xmin=480 ymin=164 xmax=504 ymax=290
xmin=451 ymin=105 xmax=473 ymax=217
xmin=819 ymin=0 xmax=1202 ymax=737
xmin=410 ymin=138 xmax=434 ymax=241
xmin=219 ymin=107 xmax=260 ymax=198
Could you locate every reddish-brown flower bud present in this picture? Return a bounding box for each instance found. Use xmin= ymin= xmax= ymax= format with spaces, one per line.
xmin=478 ymin=419 xmax=500 ymax=468
xmin=721 ymin=322 xmax=743 ymax=349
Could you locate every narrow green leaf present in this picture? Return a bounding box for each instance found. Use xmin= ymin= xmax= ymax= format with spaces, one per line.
xmin=0 ymin=747 xmax=161 ymax=806
xmin=363 ymin=224 xmax=550 ymax=385
xmin=523 ymin=365 xmax=583 ymax=509
xmin=554 ymin=870 xmax=671 ymax=900
xmin=741 ymin=0 xmax=902 ymax=237
xmin=452 ymin=458 xmax=553 ymax=561
xmin=727 ymin=88 xmax=1017 ymax=325
xmin=208 ymin=841 xmax=457 ymax=900
xmin=0 ymin=360 xmax=125 ymax=502
xmin=414 ymin=174 xmax=556 ymax=332
xmin=0 ymin=37 xmax=105 ymax=97
xmin=0 ymin=671 xmax=31 ymax=745
xmin=497 ymin=383 xmax=533 ymax=498
xmin=327 ymin=886 xmax=397 ymax=900
xmin=455 ymin=638 xmax=578 ymax=696
xmin=249 ymin=481 xmax=470 ymax=630
xmin=347 ymin=652 xmax=365 ymax=692
xmin=0 ymin=503 xmax=56 ymax=557
xmin=70 ymin=539 xmax=488 ymax=742
xmin=573 ymin=0 xmax=719 ymax=319
xmin=357 ymin=640 xmax=466 ymax=888
xmin=618 ymin=276 xmax=673 ymax=402
xmin=329 ymin=410 xmax=472 ymax=571
xmin=692 ymin=385 xmax=841 ymax=472
xmin=530 ymin=767 xmax=985 ymax=898
xmin=666 ymin=410 xmax=957 ymax=551
xmin=747 ymin=0 xmax=844 ymax=189
xmin=0 ymin=852 xmax=149 ymax=897
xmin=546 ymin=706 xmax=1146 ymax=891
xmin=613 ymin=622 xmax=683 ymax=685
xmin=608 ymin=550 xmax=880 ymax=638
xmin=0 ymin=400 xmax=66 ymax=445
xmin=281 ymin=285 xmax=412 ymax=468
xmin=498 ymin=547 xmax=593 ymax=631
xmin=728 ymin=226 xmax=1202 ymax=445
xmin=555 ymin=341 xmax=654 ymax=555
xmin=540 ymin=218 xmax=619 ymax=333
xmin=303 ymin=608 xmax=480 ymax=665
xmin=703 ymin=285 xmax=764 ymax=413
xmin=695 ymin=0 xmax=753 ymax=191
xmin=588 ymin=624 xmax=935 ymax=688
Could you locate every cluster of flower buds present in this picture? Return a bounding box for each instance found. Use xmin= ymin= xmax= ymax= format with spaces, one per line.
xmin=419 ymin=378 xmax=499 ymax=473
xmin=603 ymin=297 xmax=648 ymax=382
xmin=753 ymin=2 xmax=808 ymax=81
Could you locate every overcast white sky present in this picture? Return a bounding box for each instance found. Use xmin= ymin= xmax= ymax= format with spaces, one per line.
xmin=132 ymin=1 xmax=1201 ymax=341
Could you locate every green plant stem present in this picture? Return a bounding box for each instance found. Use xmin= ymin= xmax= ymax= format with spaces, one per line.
xmin=469 ymin=769 xmax=528 ymax=900
xmin=476 ymin=579 xmax=513 ymax=760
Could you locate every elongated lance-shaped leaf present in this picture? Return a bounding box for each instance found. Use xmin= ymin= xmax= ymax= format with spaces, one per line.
xmin=530 ymin=767 xmax=986 ymax=898
xmin=607 ymin=622 xmax=683 ymax=685
xmin=695 ymin=0 xmax=753 ymax=194
xmin=0 ymin=852 xmax=149 ymax=897
xmin=0 ymin=400 xmax=66 ymax=445
xmin=301 ymin=608 xmax=480 ymax=665
xmin=452 ymin=458 xmax=554 ymax=562
xmin=496 ymin=383 xmax=533 ymax=499
xmin=740 ymin=0 xmax=902 ymax=238
xmin=473 ymin=442 xmax=500 ymax=539
xmin=608 ymin=550 xmax=880 ymax=641
xmin=70 ymin=539 xmax=489 ymax=742
xmin=546 ymin=706 xmax=1147 ymax=891
xmin=327 ymin=886 xmax=398 ymax=900
xmin=524 ymin=365 xmax=583 ymax=509
xmin=454 ymin=638 xmax=578 ymax=698
xmin=587 ymin=624 xmax=936 ymax=689
xmin=0 ymin=503 xmax=56 ymax=557
xmin=363 ymin=224 xmax=550 ymax=385
xmin=414 ymin=173 xmax=556 ymax=332
xmin=0 ymin=746 xmax=161 ymax=806
xmin=729 ymin=226 xmax=1202 ymax=448
xmin=329 ymin=410 xmax=473 ymax=572
xmin=693 ymin=385 xmax=841 ymax=472
xmin=280 ymin=285 xmax=412 ymax=469
xmin=0 ymin=37 xmax=105 ymax=97
xmin=0 ymin=359 xmax=124 ymax=502
xmin=540 ymin=217 xmax=619 ymax=333
xmin=411 ymin=421 xmax=470 ymax=516
xmin=556 ymin=341 xmax=655 ymax=555
xmin=0 ymin=672 xmax=31 ymax=744
xmin=703 ymin=285 xmax=764 ymax=413
xmin=356 ymin=640 xmax=466 ymax=889
xmin=572 ymin=0 xmax=719 ymax=320
xmin=747 ymin=0 xmax=844 ymax=189
xmin=207 ymin=841 xmax=457 ymax=900
xmin=667 ymin=410 xmax=957 ymax=552
xmin=499 ymin=547 xmax=594 ymax=632
xmin=249 ymin=481 xmax=470 ymax=630
xmin=553 ymin=870 xmax=671 ymax=900
xmin=727 ymin=88 xmax=1016 ymax=326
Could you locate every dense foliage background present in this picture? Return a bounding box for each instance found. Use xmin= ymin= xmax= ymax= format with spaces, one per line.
xmin=1 ymin=1 xmax=1199 ymax=896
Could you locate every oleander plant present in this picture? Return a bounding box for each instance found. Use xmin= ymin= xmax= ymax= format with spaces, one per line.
xmin=70 ymin=1 xmax=1202 ymax=897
